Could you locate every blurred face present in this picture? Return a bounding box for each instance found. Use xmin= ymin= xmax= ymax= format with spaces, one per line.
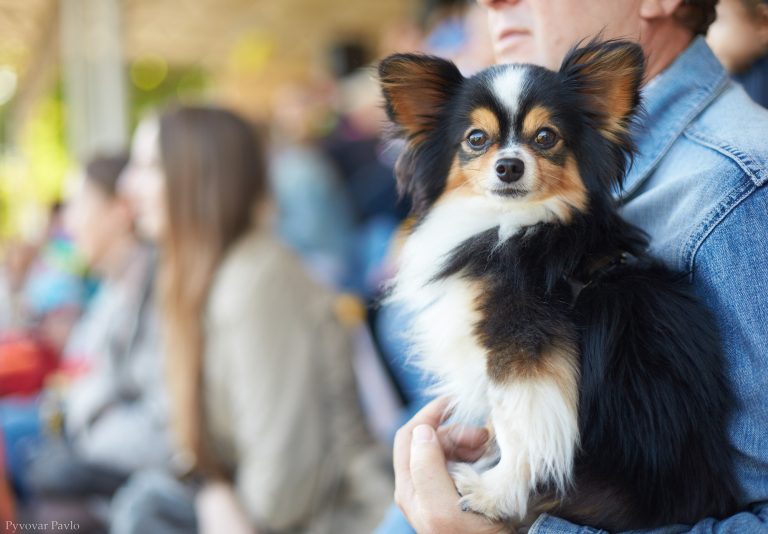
xmin=120 ymin=118 xmax=168 ymax=241
xmin=65 ymin=176 xmax=131 ymax=269
xmin=478 ymin=0 xmax=644 ymax=68
xmin=708 ymin=0 xmax=768 ymax=73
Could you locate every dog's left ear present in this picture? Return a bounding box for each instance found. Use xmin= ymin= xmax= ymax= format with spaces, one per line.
xmin=559 ymin=40 xmax=644 ymax=142
xmin=378 ymin=53 xmax=464 ymax=144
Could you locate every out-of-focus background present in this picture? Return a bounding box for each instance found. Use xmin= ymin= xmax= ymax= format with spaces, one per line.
xmin=0 ymin=0 xmax=486 ymax=236
xmin=0 ymin=0 xmax=494 ymax=532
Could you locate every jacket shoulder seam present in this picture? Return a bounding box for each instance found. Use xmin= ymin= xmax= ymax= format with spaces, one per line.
xmin=683 ymin=180 xmax=757 ymax=279
xmin=683 ymin=127 xmax=768 ymax=187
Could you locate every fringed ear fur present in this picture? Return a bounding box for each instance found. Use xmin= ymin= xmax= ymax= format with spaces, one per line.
xmin=378 ymin=53 xmax=464 ymax=145
xmin=378 ymin=54 xmax=465 ymax=216
xmin=559 ymin=39 xmax=645 ymax=144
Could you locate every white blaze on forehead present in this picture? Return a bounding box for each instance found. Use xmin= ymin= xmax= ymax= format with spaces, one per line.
xmin=491 ymin=66 xmax=528 ymax=122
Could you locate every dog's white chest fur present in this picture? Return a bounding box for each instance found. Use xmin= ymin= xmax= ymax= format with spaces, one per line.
xmin=391 ymin=196 xmax=556 ymax=422
xmin=391 ymin=195 xmax=580 ymax=522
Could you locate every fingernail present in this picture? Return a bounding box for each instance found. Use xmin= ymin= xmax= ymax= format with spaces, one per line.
xmin=413 ymin=424 xmax=435 ymax=442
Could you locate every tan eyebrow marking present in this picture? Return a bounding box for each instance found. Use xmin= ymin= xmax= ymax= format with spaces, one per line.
xmin=468 ymin=107 xmax=500 ymax=139
xmin=529 ymin=153 xmax=588 ymax=220
xmin=522 ymin=105 xmax=555 ymax=139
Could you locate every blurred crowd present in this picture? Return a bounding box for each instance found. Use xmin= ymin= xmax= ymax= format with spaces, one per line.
xmin=0 ymin=0 xmax=765 ymax=533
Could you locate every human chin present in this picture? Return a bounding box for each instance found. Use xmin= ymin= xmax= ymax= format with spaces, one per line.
xmin=493 ymin=35 xmax=538 ymax=65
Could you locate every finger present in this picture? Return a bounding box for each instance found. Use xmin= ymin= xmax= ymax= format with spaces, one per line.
xmin=393 ymin=398 xmax=452 ymax=510
xmin=394 ymin=398 xmax=452 ymax=485
xmin=412 ymin=397 xmax=453 ymax=427
xmin=438 ymin=424 xmax=490 ymax=461
xmin=393 ymin=423 xmax=415 ymax=509
xmin=409 ymin=424 xmax=461 ymax=509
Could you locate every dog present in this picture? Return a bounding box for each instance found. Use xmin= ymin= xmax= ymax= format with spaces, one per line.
xmin=379 ymin=40 xmax=739 ymax=530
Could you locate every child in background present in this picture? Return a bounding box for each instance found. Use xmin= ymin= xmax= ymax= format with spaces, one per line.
xmin=23 ymin=154 xmax=170 ymax=532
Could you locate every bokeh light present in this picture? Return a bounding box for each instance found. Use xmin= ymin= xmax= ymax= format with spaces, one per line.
xmin=129 ymin=55 xmax=168 ymax=91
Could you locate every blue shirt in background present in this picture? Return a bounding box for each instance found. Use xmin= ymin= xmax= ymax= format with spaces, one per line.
xmin=735 ymin=54 xmax=768 ymax=109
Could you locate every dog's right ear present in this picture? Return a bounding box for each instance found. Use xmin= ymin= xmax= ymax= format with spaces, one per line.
xmin=378 ymin=54 xmax=464 ymax=144
xmin=559 ymin=39 xmax=644 ymax=144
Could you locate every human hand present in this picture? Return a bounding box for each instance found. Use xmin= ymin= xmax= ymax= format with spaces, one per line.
xmin=196 ymin=481 xmax=257 ymax=534
xmin=393 ymin=398 xmax=510 ymax=534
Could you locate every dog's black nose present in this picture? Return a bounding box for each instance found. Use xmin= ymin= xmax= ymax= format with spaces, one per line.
xmin=495 ymin=158 xmax=525 ymax=183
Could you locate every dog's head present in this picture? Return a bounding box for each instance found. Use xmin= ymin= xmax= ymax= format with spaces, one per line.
xmin=379 ymin=40 xmax=644 ymax=221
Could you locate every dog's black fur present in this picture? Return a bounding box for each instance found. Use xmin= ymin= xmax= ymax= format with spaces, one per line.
xmin=380 ymin=40 xmax=739 ymax=529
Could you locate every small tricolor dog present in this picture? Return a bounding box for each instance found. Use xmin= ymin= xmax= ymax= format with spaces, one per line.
xmin=380 ymin=40 xmax=738 ymax=530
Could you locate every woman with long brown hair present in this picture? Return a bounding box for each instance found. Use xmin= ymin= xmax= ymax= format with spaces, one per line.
xmin=115 ymin=105 xmax=391 ymax=534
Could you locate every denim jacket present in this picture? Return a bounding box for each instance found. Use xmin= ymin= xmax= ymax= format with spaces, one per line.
xmin=532 ymin=37 xmax=768 ymax=534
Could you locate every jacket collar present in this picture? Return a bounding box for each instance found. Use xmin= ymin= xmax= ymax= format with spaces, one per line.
xmin=618 ymin=37 xmax=729 ymax=203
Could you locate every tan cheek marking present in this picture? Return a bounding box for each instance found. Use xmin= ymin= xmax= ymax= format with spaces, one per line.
xmin=445 ymin=155 xmax=468 ymax=194
xmin=436 ymin=156 xmax=476 ymax=204
xmin=438 ymin=148 xmax=500 ymax=202
xmin=530 ymin=154 xmax=588 ymax=219
xmin=521 ymin=106 xmax=554 ymax=139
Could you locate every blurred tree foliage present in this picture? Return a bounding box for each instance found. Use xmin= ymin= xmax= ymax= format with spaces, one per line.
xmin=0 ymin=83 xmax=69 ymax=239
xmin=128 ymin=63 xmax=209 ymax=131
xmin=0 ymin=65 xmax=208 ymax=239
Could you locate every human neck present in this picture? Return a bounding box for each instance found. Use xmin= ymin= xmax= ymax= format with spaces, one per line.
xmin=640 ymin=22 xmax=695 ymax=81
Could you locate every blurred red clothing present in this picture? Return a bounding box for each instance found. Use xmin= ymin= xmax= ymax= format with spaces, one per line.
xmin=0 ymin=332 xmax=59 ymax=397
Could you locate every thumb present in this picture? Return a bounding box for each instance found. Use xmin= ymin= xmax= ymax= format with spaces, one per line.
xmin=410 ymin=425 xmax=460 ymax=504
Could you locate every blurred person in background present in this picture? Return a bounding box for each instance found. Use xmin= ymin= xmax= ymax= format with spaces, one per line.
xmin=20 ymin=154 xmax=170 ymax=533
xmin=0 ymin=203 xmax=89 ymax=512
xmin=335 ymin=69 xmax=405 ymax=296
xmin=0 ymin=240 xmax=38 ymax=330
xmin=268 ymin=83 xmax=356 ymax=290
xmin=708 ymin=0 xmax=768 ymax=106
xmin=114 ymin=105 xmax=391 ymax=534
xmin=17 ymin=202 xmax=88 ymax=355
xmin=317 ymin=40 xmax=412 ymax=298
xmin=0 ymin=237 xmax=59 ymax=399
xmin=269 ymin=82 xmax=403 ymax=441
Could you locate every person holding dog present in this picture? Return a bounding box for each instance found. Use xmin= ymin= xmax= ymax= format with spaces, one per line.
xmin=391 ymin=1 xmax=768 ymax=532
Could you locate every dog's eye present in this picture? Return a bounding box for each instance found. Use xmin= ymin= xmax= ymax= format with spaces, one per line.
xmin=466 ymin=130 xmax=489 ymax=149
xmin=534 ymin=128 xmax=558 ymax=149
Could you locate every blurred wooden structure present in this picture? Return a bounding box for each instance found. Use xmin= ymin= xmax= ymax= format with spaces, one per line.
xmin=0 ymin=0 xmax=415 ymax=130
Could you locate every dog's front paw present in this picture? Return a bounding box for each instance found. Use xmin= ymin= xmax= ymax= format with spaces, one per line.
xmin=449 ymin=463 xmax=509 ymax=521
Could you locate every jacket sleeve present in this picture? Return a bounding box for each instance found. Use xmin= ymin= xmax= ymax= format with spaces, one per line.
xmin=529 ymin=505 xmax=768 ymax=534
xmin=530 ymin=186 xmax=768 ymax=533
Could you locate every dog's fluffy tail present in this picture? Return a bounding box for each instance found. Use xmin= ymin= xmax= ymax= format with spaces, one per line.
xmin=570 ymin=261 xmax=739 ymax=527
